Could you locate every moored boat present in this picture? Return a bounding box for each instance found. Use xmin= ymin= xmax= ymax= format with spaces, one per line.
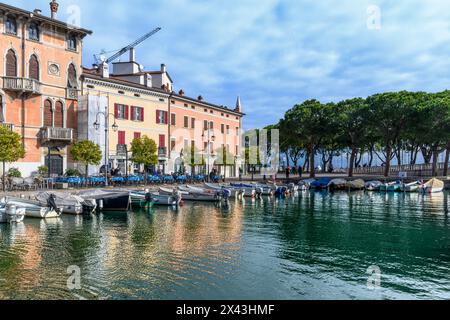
xmin=159 ymin=187 xmax=221 ymax=202
xmin=328 ymin=179 xmax=347 ymax=191
xmin=204 ymin=183 xmax=245 ymax=198
xmin=419 ymin=178 xmax=444 ymax=194
xmin=1 ymin=203 xmax=26 ymax=223
xmin=78 ymin=190 xmax=130 ymax=211
xmin=401 ymin=181 xmax=421 ymax=192
xmin=387 ymin=181 xmax=403 ymax=192
xmin=1 ymin=196 xmax=62 ymax=219
xmin=298 ymin=179 xmax=315 ymax=191
xmin=310 ymin=178 xmax=332 ymax=190
xmin=365 ymin=181 xmax=382 ymax=191
xmin=35 ymin=192 xmax=96 ymax=214
xmin=346 ymin=179 xmax=365 ymax=191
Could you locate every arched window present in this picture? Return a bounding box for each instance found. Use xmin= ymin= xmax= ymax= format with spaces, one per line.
xmin=5 ymin=49 xmax=17 ymax=77
xmin=68 ymin=64 xmax=77 ymax=88
xmin=44 ymin=99 xmax=53 ymax=127
xmin=5 ymin=16 xmax=17 ymax=35
xmin=29 ymin=55 xmax=39 ymax=81
xmin=54 ymin=101 xmax=64 ymax=128
xmin=67 ymin=34 xmax=77 ymax=51
xmin=28 ymin=23 xmax=39 ymax=41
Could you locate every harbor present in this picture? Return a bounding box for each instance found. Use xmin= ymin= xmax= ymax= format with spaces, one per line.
xmin=1 ymin=186 xmax=450 ymax=300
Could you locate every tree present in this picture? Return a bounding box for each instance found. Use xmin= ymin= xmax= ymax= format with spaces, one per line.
xmin=182 ymin=145 xmax=206 ymax=175
xmin=215 ymin=145 xmax=236 ymax=181
xmin=0 ymin=126 xmax=25 ymax=191
xmin=130 ymin=136 xmax=158 ymax=180
xmin=71 ymin=140 xmax=102 ymax=185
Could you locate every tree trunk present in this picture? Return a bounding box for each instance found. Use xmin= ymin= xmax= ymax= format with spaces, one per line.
xmin=348 ymin=149 xmax=356 ymax=178
xmin=421 ymin=147 xmax=433 ymax=165
xmin=85 ymin=164 xmax=89 ymax=188
xmin=444 ymin=145 xmax=450 ymax=177
xmin=432 ymin=147 xmax=439 ymax=177
xmin=384 ymin=146 xmax=392 ymax=177
xmin=303 ymin=153 xmax=309 ymax=173
xmin=309 ymin=148 xmax=315 ymax=178
xmin=368 ymin=150 xmax=374 ymax=167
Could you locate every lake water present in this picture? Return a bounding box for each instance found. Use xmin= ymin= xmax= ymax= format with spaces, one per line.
xmin=1 ymin=191 xmax=450 ymax=300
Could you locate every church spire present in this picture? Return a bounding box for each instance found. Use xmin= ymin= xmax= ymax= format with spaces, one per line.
xmin=235 ymin=96 xmax=242 ymax=113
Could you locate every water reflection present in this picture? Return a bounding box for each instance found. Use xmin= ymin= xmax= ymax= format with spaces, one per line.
xmin=1 ymin=191 xmax=450 ymax=299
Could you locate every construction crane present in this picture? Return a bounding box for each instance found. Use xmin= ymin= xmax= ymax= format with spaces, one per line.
xmin=94 ymin=27 xmax=161 ymax=65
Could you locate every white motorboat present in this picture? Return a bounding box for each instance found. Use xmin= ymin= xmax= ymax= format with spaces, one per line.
xmin=401 ymin=181 xmax=421 ymax=192
xmin=299 ymin=179 xmax=316 ymax=190
xmin=365 ymin=181 xmax=383 ymax=191
xmin=203 ymin=183 xmax=245 ymax=198
xmin=77 ymin=190 xmax=130 ymax=211
xmin=1 ymin=196 xmax=62 ymax=219
xmin=419 ymin=178 xmax=444 ymax=194
xmin=1 ymin=203 xmax=26 ymax=223
xmin=130 ymin=190 xmax=181 ymax=207
xmin=35 ymin=192 xmax=96 ymax=215
xmin=159 ymin=187 xmax=221 ymax=202
xmin=229 ymin=183 xmax=261 ymax=197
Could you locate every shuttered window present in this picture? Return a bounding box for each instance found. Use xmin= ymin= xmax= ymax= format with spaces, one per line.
xmin=156 ymin=110 xmax=168 ymax=124
xmin=44 ymin=100 xmax=53 ymax=127
xmin=131 ymin=106 xmax=144 ymax=121
xmin=159 ymin=135 xmax=166 ymax=148
xmin=68 ymin=64 xmax=77 ymax=88
xmin=134 ymin=132 xmax=141 ymax=140
xmin=191 ymin=118 xmax=195 ymax=129
xmin=6 ymin=50 xmax=17 ymax=77
xmin=54 ymin=101 xmax=64 ymax=128
xmin=115 ymin=104 xmax=128 ymax=120
xmin=29 ymin=55 xmax=39 ymax=80
xmin=184 ymin=116 xmax=189 ymax=128
xmin=118 ymin=131 xmax=126 ymax=145
xmin=170 ymin=113 xmax=176 ymax=126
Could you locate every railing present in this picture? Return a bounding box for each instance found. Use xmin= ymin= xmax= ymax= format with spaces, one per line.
xmin=40 ymin=127 xmax=73 ymax=142
xmin=353 ymin=163 xmax=450 ymax=177
xmin=66 ymin=88 xmax=78 ymax=100
xmin=2 ymin=77 xmax=41 ymax=94
xmin=0 ymin=123 xmax=14 ymax=131
xmin=158 ymin=147 xmax=168 ymax=158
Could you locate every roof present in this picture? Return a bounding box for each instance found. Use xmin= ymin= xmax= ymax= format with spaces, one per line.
xmin=82 ymin=68 xmax=245 ymax=117
xmin=0 ymin=2 xmax=92 ymax=36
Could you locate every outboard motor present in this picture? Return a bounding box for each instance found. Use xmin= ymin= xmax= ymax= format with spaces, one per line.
xmin=47 ymin=194 xmax=61 ymax=215
xmin=171 ymin=189 xmax=182 ymax=207
xmin=255 ymin=187 xmax=263 ymax=199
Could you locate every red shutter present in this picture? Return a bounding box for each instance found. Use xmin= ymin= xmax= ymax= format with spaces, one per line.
xmin=141 ymin=108 xmax=144 ymax=122
xmin=134 ymin=132 xmax=141 ymax=140
xmin=114 ymin=104 xmax=119 ymax=118
xmin=130 ymin=106 xmax=135 ymax=121
xmin=118 ymin=131 xmax=125 ymax=145
xmin=159 ymin=134 xmax=166 ymax=148
xmin=164 ymin=111 xmax=168 ymax=124
xmin=125 ymin=105 xmax=129 ymax=120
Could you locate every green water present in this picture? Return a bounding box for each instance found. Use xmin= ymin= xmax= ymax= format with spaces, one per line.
xmin=1 ymin=191 xmax=450 ymax=300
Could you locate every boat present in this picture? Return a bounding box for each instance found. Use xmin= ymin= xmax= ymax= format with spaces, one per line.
xmin=35 ymin=192 xmax=96 ymax=214
xmin=287 ymin=183 xmax=299 ymax=193
xmin=77 ymin=190 xmax=130 ymax=211
xmin=346 ymin=179 xmax=366 ymax=191
xmin=419 ymin=178 xmax=444 ymax=194
xmin=328 ymin=179 xmax=347 ymax=191
xmin=130 ymin=190 xmax=155 ymax=208
xmin=298 ymin=179 xmax=315 ymax=191
xmin=365 ymin=181 xmax=383 ymax=191
xmin=310 ymin=177 xmax=332 ymax=190
xmin=274 ymin=186 xmax=289 ymax=197
xmin=379 ymin=181 xmax=397 ymax=192
xmin=180 ymin=185 xmax=231 ymax=201
xmin=229 ymin=183 xmax=258 ymax=197
xmin=401 ymin=181 xmax=421 ymax=193
xmin=159 ymin=187 xmax=221 ymax=202
xmin=1 ymin=196 xmax=62 ymax=219
xmin=1 ymin=203 xmax=26 ymax=223
xmin=387 ymin=181 xmax=403 ymax=192
xmin=204 ymin=183 xmax=245 ymax=198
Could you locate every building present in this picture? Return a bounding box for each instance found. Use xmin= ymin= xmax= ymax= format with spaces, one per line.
xmin=0 ymin=1 xmax=91 ymax=177
xmin=81 ymin=50 xmax=244 ymax=176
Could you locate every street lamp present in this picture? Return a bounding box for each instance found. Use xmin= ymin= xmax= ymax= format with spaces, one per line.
xmin=94 ymin=111 xmax=118 ymax=187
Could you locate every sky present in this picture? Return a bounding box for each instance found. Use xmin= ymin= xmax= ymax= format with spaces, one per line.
xmin=7 ymin=0 xmax=450 ymax=129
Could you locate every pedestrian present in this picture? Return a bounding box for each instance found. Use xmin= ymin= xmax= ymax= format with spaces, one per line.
xmin=239 ymin=167 xmax=243 ymax=181
xmin=298 ymin=165 xmax=303 ymax=178
xmin=286 ymin=166 xmax=291 ymax=180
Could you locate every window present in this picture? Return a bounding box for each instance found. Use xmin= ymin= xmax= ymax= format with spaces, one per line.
xmin=54 ymin=101 xmax=64 ymax=128
xmin=226 ymin=125 xmax=230 ymax=134
xmin=191 ymin=106 xmax=195 ymax=110
xmin=5 ymin=17 xmax=17 ymax=35
xmin=170 ymin=139 xmax=176 ymax=152
xmin=5 ymin=49 xmax=17 ymax=77
xmin=235 ymin=145 xmax=239 ymax=155
xmin=156 ymin=110 xmax=168 ymax=124
xmin=209 ymin=121 xmax=214 ymax=130
xmin=236 ymin=127 xmax=239 ymax=136
xmin=28 ymin=23 xmax=39 ymax=41
xmin=203 ymin=120 xmax=208 ymax=130
xmin=184 ymin=104 xmax=188 ymax=108
xmin=29 ymin=55 xmax=39 ymax=80
xmin=67 ymin=34 xmax=77 ymax=51
xmin=134 ymin=132 xmax=141 ymax=140
xmin=184 ymin=116 xmax=189 ymax=128
xmin=131 ymin=106 xmax=144 ymax=122
xmin=210 ymin=110 xmax=213 ymax=114
xmin=114 ymin=104 xmax=129 ymax=120
xmin=118 ymin=131 xmax=126 ymax=145
xmin=204 ymin=109 xmax=208 ymax=113
xmin=43 ymin=99 xmax=52 ymax=127
xmin=221 ymin=124 xmax=225 ymax=134
xmin=159 ymin=135 xmax=166 ymax=148
xmin=191 ymin=118 xmax=195 ymax=129
xmin=170 ymin=113 xmax=176 ymax=126
xmin=68 ymin=64 xmax=77 ymax=88
xmin=203 ymin=142 xmax=208 ymax=151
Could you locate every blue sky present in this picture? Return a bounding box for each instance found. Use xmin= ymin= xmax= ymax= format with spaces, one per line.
xmin=8 ymin=0 xmax=450 ymax=129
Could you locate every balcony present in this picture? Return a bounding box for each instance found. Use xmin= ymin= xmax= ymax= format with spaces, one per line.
xmin=40 ymin=127 xmax=73 ymax=143
xmin=66 ymin=88 xmax=78 ymax=100
xmin=0 ymin=123 xmax=15 ymax=131
xmin=2 ymin=77 xmax=41 ymax=95
xmin=158 ymin=147 xmax=168 ymax=159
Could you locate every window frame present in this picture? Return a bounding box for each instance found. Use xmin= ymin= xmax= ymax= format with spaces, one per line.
xmin=28 ymin=22 xmax=40 ymax=41
xmin=67 ymin=33 xmax=77 ymax=51
xmin=5 ymin=16 xmax=17 ymax=35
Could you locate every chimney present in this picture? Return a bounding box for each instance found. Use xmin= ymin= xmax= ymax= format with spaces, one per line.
xmin=100 ymin=62 xmax=109 ymax=78
xmin=34 ymin=9 xmax=42 ymax=15
xmin=50 ymin=0 xmax=59 ymax=19
xmin=178 ymin=89 xmax=185 ymax=96
xmin=161 ymin=64 xmax=166 ymax=73
xmin=129 ymin=48 xmax=136 ymax=62
xmin=197 ymin=95 xmax=203 ymax=101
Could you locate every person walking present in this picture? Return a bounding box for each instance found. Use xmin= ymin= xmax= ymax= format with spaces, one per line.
xmin=286 ymin=166 xmax=291 ymax=180
xmin=298 ymin=165 xmax=303 ymax=178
